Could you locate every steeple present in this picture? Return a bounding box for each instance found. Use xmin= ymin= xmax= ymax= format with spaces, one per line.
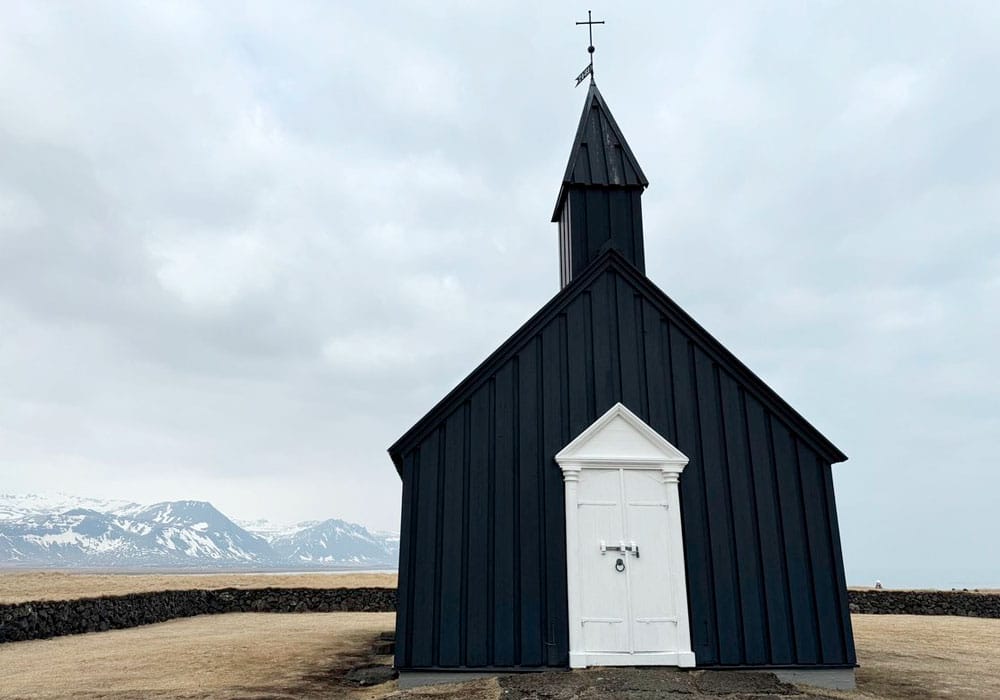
xmin=553 ymin=82 xmax=648 ymax=287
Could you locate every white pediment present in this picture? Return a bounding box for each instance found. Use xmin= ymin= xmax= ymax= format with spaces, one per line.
xmin=555 ymin=403 xmax=689 ymax=467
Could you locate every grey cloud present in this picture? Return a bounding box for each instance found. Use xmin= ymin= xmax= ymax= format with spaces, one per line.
xmin=0 ymin=2 xmax=998 ymax=583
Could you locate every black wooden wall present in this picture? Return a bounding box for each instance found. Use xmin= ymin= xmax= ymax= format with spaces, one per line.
xmin=390 ymin=253 xmax=856 ymax=671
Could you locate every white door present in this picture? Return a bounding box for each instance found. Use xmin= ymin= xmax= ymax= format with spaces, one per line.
xmin=577 ymin=467 xmax=678 ymax=657
xmin=556 ymin=402 xmax=695 ymax=668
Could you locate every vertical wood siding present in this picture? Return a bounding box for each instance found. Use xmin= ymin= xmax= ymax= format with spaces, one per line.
xmin=563 ymin=188 xmax=645 ymax=284
xmin=394 ymin=263 xmax=855 ymax=670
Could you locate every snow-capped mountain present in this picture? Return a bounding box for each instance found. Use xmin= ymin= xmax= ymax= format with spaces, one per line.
xmin=0 ymin=494 xmax=398 ymax=570
xmin=0 ymin=493 xmax=139 ymax=521
xmin=270 ymin=518 xmax=399 ymax=565
xmin=234 ymin=517 xmax=313 ymax=541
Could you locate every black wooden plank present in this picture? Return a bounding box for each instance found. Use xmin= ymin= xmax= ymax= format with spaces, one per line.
xmin=608 ymin=189 xmax=635 ymax=262
xmin=744 ymin=395 xmax=794 ymax=664
xmin=587 ymin=110 xmax=608 ymax=184
xmin=615 ymin=275 xmax=643 ymax=410
xmin=823 ymin=464 xmax=858 ymax=665
xmin=630 ymin=191 xmax=645 ymax=272
xmin=670 ymin=326 xmax=717 ymax=664
xmin=585 ymin=190 xmax=608 ymax=261
xmin=438 ymin=408 xmax=467 ymax=666
xmin=570 ymin=190 xmax=589 ymax=280
xmin=393 ymin=451 xmax=416 ymax=668
xmin=590 ymin=271 xmax=615 ymax=411
xmin=694 ymin=351 xmax=742 ymax=665
xmin=492 ymin=361 xmax=516 ymax=666
xmin=640 ymin=302 xmax=669 ymax=437
xmin=542 ymin=319 xmax=569 ymax=666
xmin=410 ymin=434 xmax=440 ymax=667
xmin=798 ymin=443 xmax=845 ymax=664
xmin=719 ymin=373 xmax=767 ymax=664
xmin=771 ymin=418 xmax=820 ymax=664
xmin=565 ymin=295 xmax=590 ymax=439
xmin=466 ymin=384 xmax=491 ymax=666
xmin=517 ymin=340 xmax=544 ymax=666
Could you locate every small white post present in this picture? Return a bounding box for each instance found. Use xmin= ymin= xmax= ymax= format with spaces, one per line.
xmin=663 ymin=467 xmax=696 ymax=667
xmin=562 ymin=464 xmax=585 ymax=668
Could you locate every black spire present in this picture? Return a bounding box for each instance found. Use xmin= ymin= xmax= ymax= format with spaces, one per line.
xmin=553 ymin=82 xmax=648 ymax=287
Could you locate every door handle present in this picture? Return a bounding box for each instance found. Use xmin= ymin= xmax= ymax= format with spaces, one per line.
xmin=601 ymin=540 xmax=639 ymax=557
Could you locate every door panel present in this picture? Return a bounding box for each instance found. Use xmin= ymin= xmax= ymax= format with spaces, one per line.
xmin=623 ymin=469 xmax=677 ymax=652
xmin=577 ymin=469 xmax=629 ymax=653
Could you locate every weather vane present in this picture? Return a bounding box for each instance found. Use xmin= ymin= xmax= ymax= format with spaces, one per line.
xmin=575 ymin=10 xmax=604 ymax=87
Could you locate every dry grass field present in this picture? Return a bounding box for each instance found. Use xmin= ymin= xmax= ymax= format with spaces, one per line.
xmin=0 ymin=612 xmax=397 ymax=699
xmin=1 ymin=573 xmax=998 ymax=699
xmin=0 ymin=571 xmax=398 ymax=604
xmin=844 ymin=614 xmax=1000 ymax=699
xmin=1 ymin=613 xmax=998 ymax=698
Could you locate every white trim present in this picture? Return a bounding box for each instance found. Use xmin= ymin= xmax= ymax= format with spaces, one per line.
xmin=556 ymin=402 xmax=696 ymax=669
xmin=572 ymin=651 xmax=697 ymax=668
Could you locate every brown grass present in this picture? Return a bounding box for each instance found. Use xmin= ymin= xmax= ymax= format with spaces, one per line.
xmin=0 ymin=612 xmax=397 ymax=699
xmin=841 ymin=614 xmax=1000 ymax=699
xmin=0 ymin=609 xmax=997 ymax=699
xmin=0 ymin=571 xmax=398 ymax=604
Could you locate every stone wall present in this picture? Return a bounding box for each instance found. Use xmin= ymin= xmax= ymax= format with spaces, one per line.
xmin=0 ymin=587 xmax=395 ymax=644
xmin=848 ymin=589 xmax=1000 ymax=618
xmin=4 ymin=587 xmax=998 ymax=645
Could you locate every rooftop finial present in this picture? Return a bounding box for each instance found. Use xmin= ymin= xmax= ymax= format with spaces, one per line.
xmin=574 ymin=10 xmax=604 ymax=87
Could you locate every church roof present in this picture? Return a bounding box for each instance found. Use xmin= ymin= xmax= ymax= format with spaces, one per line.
xmin=552 ymin=82 xmax=648 ymax=221
xmin=388 ymin=250 xmax=847 ymax=471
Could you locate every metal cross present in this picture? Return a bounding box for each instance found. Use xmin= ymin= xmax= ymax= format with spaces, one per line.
xmin=576 ymin=10 xmax=605 ymax=82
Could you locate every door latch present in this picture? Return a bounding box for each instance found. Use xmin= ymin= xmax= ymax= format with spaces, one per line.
xmin=600 ymin=540 xmax=627 ymax=555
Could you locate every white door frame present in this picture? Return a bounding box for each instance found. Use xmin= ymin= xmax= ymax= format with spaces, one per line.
xmin=555 ymin=402 xmax=696 ymax=669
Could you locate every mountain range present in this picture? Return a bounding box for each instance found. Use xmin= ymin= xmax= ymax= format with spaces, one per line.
xmin=0 ymin=493 xmax=398 ymax=570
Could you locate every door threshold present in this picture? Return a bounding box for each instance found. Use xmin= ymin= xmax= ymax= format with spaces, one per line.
xmin=570 ymin=651 xmax=696 ymax=668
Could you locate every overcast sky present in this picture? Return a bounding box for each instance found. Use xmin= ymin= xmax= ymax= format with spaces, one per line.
xmin=1 ymin=2 xmax=997 ymax=586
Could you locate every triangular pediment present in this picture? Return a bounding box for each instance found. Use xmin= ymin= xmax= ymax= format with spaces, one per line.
xmin=555 ymin=403 xmax=688 ymax=466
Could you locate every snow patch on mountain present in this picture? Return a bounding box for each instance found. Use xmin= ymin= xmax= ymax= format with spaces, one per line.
xmin=0 ymin=493 xmax=139 ymax=521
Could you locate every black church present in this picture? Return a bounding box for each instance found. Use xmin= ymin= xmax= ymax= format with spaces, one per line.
xmin=388 ymin=80 xmax=856 ymax=688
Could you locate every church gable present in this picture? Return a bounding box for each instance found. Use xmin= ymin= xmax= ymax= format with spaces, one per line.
xmin=390 ymin=250 xmax=844 ymax=470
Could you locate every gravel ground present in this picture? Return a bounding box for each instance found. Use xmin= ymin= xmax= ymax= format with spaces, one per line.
xmin=383 ymin=669 xmax=841 ymax=699
xmin=494 ymin=668 xmax=832 ymax=699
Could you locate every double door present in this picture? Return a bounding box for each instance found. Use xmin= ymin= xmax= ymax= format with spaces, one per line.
xmin=576 ymin=467 xmax=680 ymax=657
